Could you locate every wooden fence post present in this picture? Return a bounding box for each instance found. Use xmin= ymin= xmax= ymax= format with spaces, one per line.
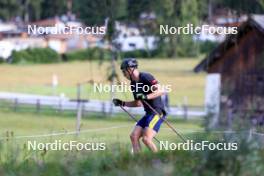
xmin=13 ymin=98 xmax=18 ymax=112
xmin=102 ymin=102 xmax=106 ymax=116
xmin=183 ymin=97 xmax=188 ymax=120
xmin=36 ymin=99 xmax=40 ymax=113
xmin=58 ymin=99 xmax=63 ymax=114
xmin=183 ymin=105 xmax=188 ymax=120
xmin=76 ymin=102 xmax=82 ymax=135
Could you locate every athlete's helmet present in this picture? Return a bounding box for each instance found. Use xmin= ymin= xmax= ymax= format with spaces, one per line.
xmin=120 ymin=58 xmax=138 ymax=70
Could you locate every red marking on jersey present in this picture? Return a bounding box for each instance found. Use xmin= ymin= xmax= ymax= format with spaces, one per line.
xmin=151 ymin=79 xmax=158 ymax=85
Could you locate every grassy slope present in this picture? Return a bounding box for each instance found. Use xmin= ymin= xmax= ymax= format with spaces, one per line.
xmin=0 ymin=109 xmax=204 ymax=175
xmin=0 ymin=109 xmax=203 ymax=144
xmin=0 ymin=110 xmax=263 ymax=176
xmin=0 ymin=58 xmax=206 ymax=106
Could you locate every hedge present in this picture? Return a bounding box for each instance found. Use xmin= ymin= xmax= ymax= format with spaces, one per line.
xmin=64 ymin=47 xmax=111 ymax=61
xmin=10 ymin=45 xmax=211 ymax=65
xmin=199 ymin=40 xmax=218 ymax=54
xmin=11 ymin=48 xmax=60 ymax=64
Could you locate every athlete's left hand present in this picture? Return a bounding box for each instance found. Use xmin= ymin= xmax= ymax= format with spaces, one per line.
xmin=135 ymin=93 xmax=148 ymax=100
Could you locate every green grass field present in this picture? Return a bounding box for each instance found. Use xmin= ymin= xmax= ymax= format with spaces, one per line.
xmin=0 ymin=58 xmax=206 ymax=106
xmin=1 ymin=58 xmax=263 ymax=175
xmin=0 ymin=108 xmax=204 ymax=175
xmin=0 ymin=108 xmax=203 ymax=144
xmin=0 ymin=109 xmax=263 ymax=175
xmin=0 ymin=56 xmax=208 ymax=175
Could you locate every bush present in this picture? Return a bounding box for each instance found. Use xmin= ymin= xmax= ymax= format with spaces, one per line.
xmin=64 ymin=49 xmax=90 ymax=61
xmin=176 ymin=35 xmax=200 ymax=57
xmin=199 ymin=40 xmax=218 ymax=54
xmin=11 ymin=48 xmax=60 ymax=64
xmin=121 ymin=49 xmax=149 ymax=58
xmin=64 ymin=47 xmax=111 ymax=61
xmin=0 ymin=57 xmax=5 ymax=64
xmin=73 ymin=48 xmax=160 ymax=60
xmin=64 ymin=48 xmax=160 ymax=61
xmin=121 ymin=49 xmax=164 ymax=58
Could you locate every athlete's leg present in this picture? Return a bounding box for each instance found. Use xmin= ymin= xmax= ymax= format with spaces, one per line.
xmin=142 ymin=113 xmax=165 ymax=152
xmin=142 ymin=128 xmax=158 ymax=152
xmin=130 ymin=125 xmax=143 ymax=153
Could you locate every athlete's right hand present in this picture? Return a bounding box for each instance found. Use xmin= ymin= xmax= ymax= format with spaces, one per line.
xmin=112 ymin=98 xmax=125 ymax=106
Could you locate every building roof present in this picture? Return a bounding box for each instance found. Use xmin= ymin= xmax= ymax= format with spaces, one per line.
xmin=31 ymin=18 xmax=62 ymax=26
xmin=194 ymin=15 xmax=264 ymax=73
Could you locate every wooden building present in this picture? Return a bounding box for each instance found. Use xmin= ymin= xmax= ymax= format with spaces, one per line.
xmin=194 ymin=15 xmax=264 ymax=126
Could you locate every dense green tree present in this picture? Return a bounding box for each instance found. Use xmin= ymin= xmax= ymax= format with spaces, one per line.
xmin=73 ymin=0 xmax=127 ymax=25
xmin=0 ymin=0 xmax=21 ymax=21
xmin=127 ymin=0 xmax=153 ymax=21
xmin=260 ymin=0 xmax=264 ymax=9
xmin=40 ymin=0 xmax=67 ymax=19
xmin=153 ymin=0 xmax=178 ymax=57
xmin=23 ymin=0 xmax=43 ymax=21
xmin=0 ymin=0 xmax=43 ymax=21
xmin=177 ymin=0 xmax=199 ymax=57
xmin=153 ymin=0 xmax=199 ymax=57
xmin=213 ymin=0 xmax=264 ymax=16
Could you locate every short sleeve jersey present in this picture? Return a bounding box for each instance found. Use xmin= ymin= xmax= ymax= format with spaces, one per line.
xmin=130 ymin=72 xmax=165 ymax=114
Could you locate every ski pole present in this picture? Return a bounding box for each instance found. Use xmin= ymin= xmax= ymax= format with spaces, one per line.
xmin=119 ymin=105 xmax=161 ymax=144
xmin=142 ymin=100 xmax=187 ymax=143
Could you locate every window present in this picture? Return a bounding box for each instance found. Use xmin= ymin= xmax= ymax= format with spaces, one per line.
xmin=129 ymin=43 xmax=136 ymax=47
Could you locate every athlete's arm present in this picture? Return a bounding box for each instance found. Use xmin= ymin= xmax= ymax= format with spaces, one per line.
xmin=146 ymin=84 xmax=164 ymax=100
xmin=124 ymin=100 xmax=143 ymax=107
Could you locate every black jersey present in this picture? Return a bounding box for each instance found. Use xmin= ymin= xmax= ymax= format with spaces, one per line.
xmin=130 ymin=72 xmax=165 ymax=114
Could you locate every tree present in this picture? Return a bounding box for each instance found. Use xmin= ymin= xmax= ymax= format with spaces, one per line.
xmin=213 ymin=0 xmax=264 ymax=16
xmin=22 ymin=0 xmax=43 ymax=22
xmin=73 ymin=0 xmax=127 ymax=25
xmin=127 ymin=0 xmax=153 ymax=21
xmin=153 ymin=0 xmax=199 ymax=57
xmin=258 ymin=0 xmax=264 ymax=11
xmin=40 ymin=0 xmax=67 ymax=19
xmin=177 ymin=0 xmax=199 ymax=57
xmin=0 ymin=0 xmax=21 ymax=21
